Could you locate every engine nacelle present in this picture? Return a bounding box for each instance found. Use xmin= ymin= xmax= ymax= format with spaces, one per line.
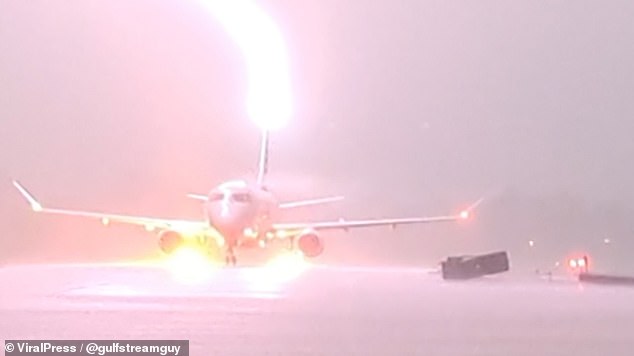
xmin=295 ymin=230 xmax=324 ymax=258
xmin=158 ymin=230 xmax=183 ymax=254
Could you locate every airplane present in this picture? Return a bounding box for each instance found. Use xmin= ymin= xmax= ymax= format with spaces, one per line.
xmin=13 ymin=130 xmax=482 ymax=265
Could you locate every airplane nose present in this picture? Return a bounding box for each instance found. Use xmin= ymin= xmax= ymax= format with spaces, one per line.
xmin=207 ymin=203 xmax=246 ymax=238
xmin=211 ymin=214 xmax=240 ymax=235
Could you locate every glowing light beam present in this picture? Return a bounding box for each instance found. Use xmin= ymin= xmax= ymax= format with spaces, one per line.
xmin=163 ymin=246 xmax=220 ymax=284
xmin=197 ymin=0 xmax=292 ymax=131
xmin=243 ymin=250 xmax=309 ymax=290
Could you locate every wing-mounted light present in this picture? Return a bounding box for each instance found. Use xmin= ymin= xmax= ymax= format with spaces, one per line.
xmin=216 ymin=236 xmax=225 ymax=247
xmin=274 ymin=230 xmax=294 ymax=239
xmin=243 ymin=227 xmax=258 ymax=238
xmin=457 ymin=197 xmax=485 ymax=221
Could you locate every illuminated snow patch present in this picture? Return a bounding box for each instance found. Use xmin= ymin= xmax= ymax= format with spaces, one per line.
xmin=163 ymin=246 xmax=221 ymax=285
xmin=241 ymin=251 xmax=309 ymax=291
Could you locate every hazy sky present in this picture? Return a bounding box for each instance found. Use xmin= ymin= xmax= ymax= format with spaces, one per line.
xmin=1 ymin=1 xmax=633 ymax=266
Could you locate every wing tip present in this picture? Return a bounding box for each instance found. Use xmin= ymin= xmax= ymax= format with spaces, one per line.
xmin=457 ymin=197 xmax=486 ymax=220
xmin=12 ymin=179 xmax=43 ymax=212
xmin=468 ymin=197 xmax=485 ymax=210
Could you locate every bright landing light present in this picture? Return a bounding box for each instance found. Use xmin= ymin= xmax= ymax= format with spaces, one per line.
xmin=197 ymin=0 xmax=292 ymax=131
xmin=244 ymin=251 xmax=308 ymax=289
xmin=265 ymin=250 xmax=308 ymax=279
xmin=163 ymin=246 xmax=220 ymax=284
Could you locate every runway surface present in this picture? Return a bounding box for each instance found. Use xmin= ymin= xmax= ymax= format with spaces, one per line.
xmin=2 ymin=260 xmax=634 ymax=355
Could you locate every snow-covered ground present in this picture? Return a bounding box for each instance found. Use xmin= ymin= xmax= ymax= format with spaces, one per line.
xmin=2 ymin=262 xmax=634 ymax=355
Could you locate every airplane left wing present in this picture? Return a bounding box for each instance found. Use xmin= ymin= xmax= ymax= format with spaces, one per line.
xmin=272 ymin=198 xmax=483 ymax=232
xmin=12 ymin=180 xmax=207 ymax=232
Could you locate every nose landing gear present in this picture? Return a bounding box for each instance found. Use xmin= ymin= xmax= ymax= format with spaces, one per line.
xmin=225 ymin=247 xmax=237 ymax=266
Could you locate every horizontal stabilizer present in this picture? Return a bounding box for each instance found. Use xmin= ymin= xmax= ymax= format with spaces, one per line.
xmin=186 ymin=193 xmax=209 ymax=201
xmin=278 ymin=196 xmax=344 ymax=209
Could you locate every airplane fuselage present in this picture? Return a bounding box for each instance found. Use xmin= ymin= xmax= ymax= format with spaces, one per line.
xmin=12 ymin=128 xmax=474 ymax=267
xmin=204 ymin=180 xmax=279 ymax=250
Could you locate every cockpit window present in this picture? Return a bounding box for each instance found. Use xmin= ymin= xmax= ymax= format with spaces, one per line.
xmin=232 ymin=193 xmax=252 ymax=203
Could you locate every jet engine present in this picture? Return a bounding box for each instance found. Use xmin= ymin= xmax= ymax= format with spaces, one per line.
xmin=158 ymin=230 xmax=183 ymax=254
xmin=295 ymin=230 xmax=324 ymax=257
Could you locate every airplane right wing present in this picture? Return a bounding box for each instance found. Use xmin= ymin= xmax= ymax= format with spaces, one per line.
xmin=12 ymin=180 xmax=207 ymax=233
xmin=272 ymin=198 xmax=483 ymax=233
xmin=274 ymin=214 xmax=463 ymax=232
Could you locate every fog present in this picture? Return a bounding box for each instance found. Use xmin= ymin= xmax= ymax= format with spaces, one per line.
xmin=1 ymin=1 xmax=633 ymax=272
